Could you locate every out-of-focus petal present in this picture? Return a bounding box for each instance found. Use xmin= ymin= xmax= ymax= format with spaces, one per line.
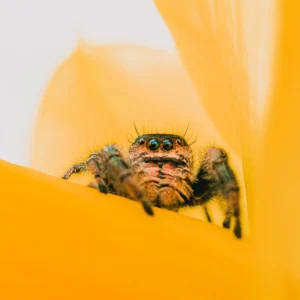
xmin=30 ymin=42 xmax=248 ymax=232
xmin=30 ymin=42 xmax=218 ymax=175
xmin=154 ymin=0 xmax=253 ymax=156
xmin=252 ymin=2 xmax=300 ymax=298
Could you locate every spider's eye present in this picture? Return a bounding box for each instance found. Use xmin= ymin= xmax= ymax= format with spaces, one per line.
xmin=163 ymin=139 xmax=173 ymax=151
xmin=176 ymin=139 xmax=182 ymax=145
xmin=139 ymin=138 xmax=145 ymax=145
xmin=148 ymin=139 xmax=160 ymax=151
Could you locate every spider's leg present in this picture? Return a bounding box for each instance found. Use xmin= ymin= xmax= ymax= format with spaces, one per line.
xmin=203 ymin=206 xmax=212 ymax=223
xmin=94 ymin=145 xmax=154 ymax=216
xmin=62 ymin=162 xmax=87 ymax=179
xmin=86 ymin=156 xmax=109 ymax=194
xmin=192 ymin=147 xmax=242 ymax=238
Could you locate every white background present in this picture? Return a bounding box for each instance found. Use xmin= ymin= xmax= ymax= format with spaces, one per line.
xmin=0 ymin=0 xmax=176 ymax=166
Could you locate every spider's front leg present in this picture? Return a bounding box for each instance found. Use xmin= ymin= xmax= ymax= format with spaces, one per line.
xmin=62 ymin=145 xmax=154 ymax=216
xmin=192 ymin=147 xmax=242 ymax=238
xmin=62 ymin=155 xmax=109 ymax=193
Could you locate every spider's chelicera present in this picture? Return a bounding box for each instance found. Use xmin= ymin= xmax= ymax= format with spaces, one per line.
xmin=62 ymin=133 xmax=242 ymax=238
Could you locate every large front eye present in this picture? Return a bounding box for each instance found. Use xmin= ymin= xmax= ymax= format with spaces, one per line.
xmin=148 ymin=139 xmax=160 ymax=151
xmin=163 ymin=139 xmax=173 ymax=151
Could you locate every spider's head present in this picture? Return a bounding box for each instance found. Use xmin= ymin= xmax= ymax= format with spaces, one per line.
xmin=129 ymin=134 xmax=193 ymax=169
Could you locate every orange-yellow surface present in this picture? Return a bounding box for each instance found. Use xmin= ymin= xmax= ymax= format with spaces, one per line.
xmin=0 ymin=159 xmax=250 ymax=299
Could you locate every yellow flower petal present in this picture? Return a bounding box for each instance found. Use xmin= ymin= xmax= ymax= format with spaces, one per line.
xmin=252 ymin=2 xmax=300 ymax=298
xmin=154 ymin=0 xmax=251 ymax=157
xmin=0 ymin=159 xmax=251 ymax=299
xmin=31 ymin=42 xmax=222 ymax=175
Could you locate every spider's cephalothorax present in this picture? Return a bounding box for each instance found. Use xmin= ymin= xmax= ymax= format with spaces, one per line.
xmin=62 ymin=134 xmax=242 ymax=238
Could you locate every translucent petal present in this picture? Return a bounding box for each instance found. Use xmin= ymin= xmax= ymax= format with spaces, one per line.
xmin=30 ymin=42 xmax=248 ymax=232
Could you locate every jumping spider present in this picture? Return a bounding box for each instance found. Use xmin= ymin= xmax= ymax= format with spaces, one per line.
xmin=62 ymin=132 xmax=242 ymax=238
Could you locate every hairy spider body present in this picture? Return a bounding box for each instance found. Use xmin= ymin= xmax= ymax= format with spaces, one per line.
xmin=129 ymin=134 xmax=194 ymax=210
xmin=62 ymin=134 xmax=242 ymax=238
